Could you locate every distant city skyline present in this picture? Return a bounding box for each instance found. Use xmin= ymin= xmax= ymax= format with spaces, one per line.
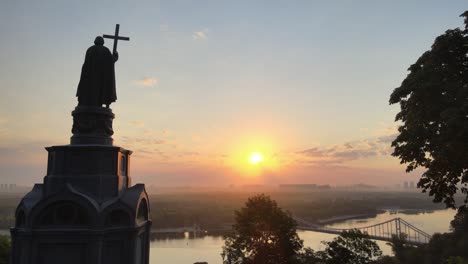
xmin=0 ymin=1 xmax=466 ymax=186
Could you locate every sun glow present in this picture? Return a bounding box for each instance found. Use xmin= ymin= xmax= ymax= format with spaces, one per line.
xmin=249 ymin=152 xmax=264 ymax=165
xmin=222 ymin=131 xmax=285 ymax=178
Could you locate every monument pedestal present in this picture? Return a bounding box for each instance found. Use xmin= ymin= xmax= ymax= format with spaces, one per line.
xmin=71 ymin=106 xmax=115 ymax=145
xmin=11 ymin=107 xmax=151 ymax=264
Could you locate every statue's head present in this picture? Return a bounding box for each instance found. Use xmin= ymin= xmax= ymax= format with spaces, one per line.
xmin=94 ymin=36 xmax=104 ymax=45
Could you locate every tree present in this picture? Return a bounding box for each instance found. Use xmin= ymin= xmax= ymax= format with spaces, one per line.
xmin=321 ymin=229 xmax=382 ymax=264
xmin=388 ymin=234 xmax=409 ymax=263
xmin=374 ymin=256 xmax=398 ymax=264
xmin=447 ymin=256 xmax=468 ymax=264
xmin=221 ymin=194 xmax=304 ymax=264
xmin=0 ymin=235 xmax=10 ymax=264
xmin=389 ymin=11 xmax=468 ymax=208
xmin=295 ymin=247 xmax=325 ymax=264
xmin=450 ymin=207 xmax=468 ymax=235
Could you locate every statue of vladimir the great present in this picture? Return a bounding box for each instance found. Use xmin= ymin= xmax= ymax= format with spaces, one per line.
xmin=76 ymin=36 xmax=118 ymax=107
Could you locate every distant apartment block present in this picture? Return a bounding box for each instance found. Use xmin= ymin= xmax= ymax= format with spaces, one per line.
xmin=0 ymin=183 xmax=16 ymax=191
xmin=278 ymin=184 xmax=331 ymax=190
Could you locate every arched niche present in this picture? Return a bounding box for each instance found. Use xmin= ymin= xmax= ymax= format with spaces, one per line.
xmin=36 ymin=201 xmax=89 ymax=227
xmin=136 ymin=199 xmax=148 ymax=221
xmin=105 ymin=209 xmax=131 ymax=226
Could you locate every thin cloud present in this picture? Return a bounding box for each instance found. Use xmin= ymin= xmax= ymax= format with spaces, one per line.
xmin=333 ymin=149 xmax=378 ymax=160
xmin=134 ymin=77 xmax=158 ymax=88
xmin=297 ymin=135 xmax=393 ymax=165
xmin=299 ymin=147 xmax=326 ymax=158
xmin=129 ymin=121 xmax=145 ymax=127
xmin=375 ymin=123 xmax=399 ymax=137
xmin=121 ymin=136 xmax=166 ymax=145
xmin=192 ymin=31 xmax=208 ymax=40
xmin=377 ymin=134 xmax=397 ymax=144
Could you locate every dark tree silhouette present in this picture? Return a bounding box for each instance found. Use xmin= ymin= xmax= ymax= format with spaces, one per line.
xmin=389 ymin=11 xmax=468 ymax=208
xmin=450 ymin=207 xmax=468 ymax=235
xmin=221 ymin=194 xmax=303 ymax=264
xmin=322 ymin=229 xmax=382 ymax=264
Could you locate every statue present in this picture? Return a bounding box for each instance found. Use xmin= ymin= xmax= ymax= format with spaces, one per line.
xmin=76 ymin=36 xmax=117 ymax=107
xmin=72 ymin=25 xmax=130 ymax=145
xmin=76 ymin=24 xmax=129 ymax=107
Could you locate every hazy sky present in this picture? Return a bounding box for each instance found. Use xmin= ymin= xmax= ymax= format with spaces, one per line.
xmin=0 ymin=1 xmax=466 ymax=186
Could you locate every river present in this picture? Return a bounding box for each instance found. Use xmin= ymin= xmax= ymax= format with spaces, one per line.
xmin=150 ymin=209 xmax=457 ymax=264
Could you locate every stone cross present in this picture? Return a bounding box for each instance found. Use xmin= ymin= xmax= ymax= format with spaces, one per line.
xmin=103 ymin=24 xmax=130 ymax=55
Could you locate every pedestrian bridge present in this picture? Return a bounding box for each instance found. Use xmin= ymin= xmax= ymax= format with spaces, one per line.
xmin=294 ymin=216 xmax=431 ymax=245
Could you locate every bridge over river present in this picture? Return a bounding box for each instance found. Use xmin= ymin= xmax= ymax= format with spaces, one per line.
xmin=294 ymin=216 xmax=432 ymax=245
xmin=152 ymin=216 xmax=432 ymax=245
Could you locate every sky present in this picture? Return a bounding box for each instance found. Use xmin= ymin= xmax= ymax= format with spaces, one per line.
xmin=0 ymin=1 xmax=466 ymax=187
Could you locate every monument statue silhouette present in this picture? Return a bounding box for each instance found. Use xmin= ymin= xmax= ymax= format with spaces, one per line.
xmin=11 ymin=25 xmax=151 ymax=264
xmin=77 ymin=24 xmax=129 ymax=107
xmin=76 ymin=36 xmax=118 ymax=107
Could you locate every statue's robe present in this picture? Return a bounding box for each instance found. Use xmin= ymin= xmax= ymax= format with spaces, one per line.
xmin=76 ymin=44 xmax=117 ymax=106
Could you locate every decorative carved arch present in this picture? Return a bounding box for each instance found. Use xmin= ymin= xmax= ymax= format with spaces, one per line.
xmin=35 ymin=201 xmax=89 ymax=227
xmin=136 ymin=198 xmax=148 ymax=222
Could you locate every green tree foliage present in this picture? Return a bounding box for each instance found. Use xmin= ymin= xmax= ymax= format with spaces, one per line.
xmin=374 ymin=256 xmax=398 ymax=264
xmin=295 ymin=248 xmax=325 ymax=264
xmin=0 ymin=235 xmax=10 ymax=264
xmin=447 ymin=256 xmax=468 ymax=264
xmin=389 ymin=11 xmax=468 ymax=208
xmin=221 ymin=195 xmax=388 ymax=264
xmin=450 ymin=207 xmax=468 ymax=235
xmin=221 ymin=194 xmax=303 ymax=264
xmin=387 ymin=234 xmax=410 ymax=263
xmin=321 ymin=229 xmax=382 ymax=264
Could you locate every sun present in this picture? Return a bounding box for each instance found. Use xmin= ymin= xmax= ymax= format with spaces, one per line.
xmin=248 ymin=152 xmax=264 ymax=165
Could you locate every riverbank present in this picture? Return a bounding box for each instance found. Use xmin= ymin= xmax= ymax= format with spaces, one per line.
xmin=316 ymin=211 xmax=382 ymax=224
xmin=150 ymin=209 xmax=457 ymax=264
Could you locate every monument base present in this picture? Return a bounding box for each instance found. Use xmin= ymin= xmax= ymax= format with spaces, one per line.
xmin=11 ymin=183 xmax=151 ymax=264
xmin=71 ymin=106 xmax=115 ymax=145
xmin=11 ymin=144 xmax=151 ymax=264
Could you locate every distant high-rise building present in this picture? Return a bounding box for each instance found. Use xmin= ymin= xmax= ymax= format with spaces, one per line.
xmin=403 ymin=181 xmax=409 ymax=189
xmin=0 ymin=184 xmax=16 ymax=191
xmin=409 ymin=181 xmax=415 ymax=189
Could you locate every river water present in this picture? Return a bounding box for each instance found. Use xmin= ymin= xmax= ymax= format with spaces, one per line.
xmin=150 ymin=209 xmax=456 ymax=264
